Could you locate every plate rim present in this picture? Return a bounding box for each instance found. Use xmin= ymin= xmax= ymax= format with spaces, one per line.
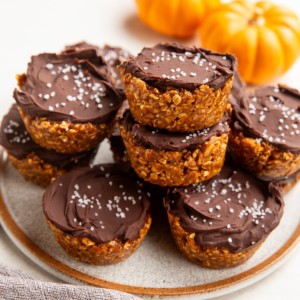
xmin=0 ymin=158 xmax=300 ymax=297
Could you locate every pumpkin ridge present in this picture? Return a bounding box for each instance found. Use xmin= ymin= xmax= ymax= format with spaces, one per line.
xmin=198 ymin=0 xmax=300 ymax=83
xmin=254 ymin=27 xmax=284 ymax=83
xmin=269 ymin=25 xmax=300 ymax=72
xmin=227 ymin=28 xmax=258 ymax=83
xmin=246 ymin=28 xmax=258 ymax=84
xmin=140 ymin=0 xmax=152 ymax=16
xmin=267 ymin=25 xmax=286 ymax=74
xmin=173 ymin=0 xmax=182 ymax=36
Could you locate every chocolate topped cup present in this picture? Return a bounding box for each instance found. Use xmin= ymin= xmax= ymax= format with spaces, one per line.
xmin=119 ymin=43 xmax=236 ymax=132
xmin=14 ymin=45 xmax=122 ymax=153
xmin=164 ymin=161 xmax=284 ymax=268
xmin=0 ymin=105 xmax=95 ymax=187
xmin=229 ymin=84 xmax=300 ymax=180
xmin=119 ymin=109 xmax=230 ymax=186
xmin=43 ymin=163 xmax=151 ymax=264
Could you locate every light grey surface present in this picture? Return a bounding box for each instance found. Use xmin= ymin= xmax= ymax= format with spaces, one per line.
xmin=0 ymin=262 xmax=140 ymax=300
xmin=0 ymin=0 xmax=300 ymax=299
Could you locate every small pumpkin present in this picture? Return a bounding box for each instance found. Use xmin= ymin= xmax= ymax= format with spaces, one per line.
xmin=199 ymin=0 xmax=300 ymax=84
xmin=135 ymin=0 xmax=221 ymax=38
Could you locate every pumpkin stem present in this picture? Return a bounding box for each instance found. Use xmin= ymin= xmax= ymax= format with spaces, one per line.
xmin=249 ymin=7 xmax=265 ymax=26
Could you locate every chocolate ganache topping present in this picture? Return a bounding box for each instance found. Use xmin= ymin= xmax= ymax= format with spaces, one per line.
xmin=62 ymin=41 xmax=103 ymax=56
xmin=0 ymin=105 xmax=94 ymax=168
xmin=13 ymin=45 xmax=122 ymax=123
xmin=119 ymin=109 xmax=230 ymax=151
xmin=164 ymin=162 xmax=284 ymax=252
xmin=233 ymin=85 xmax=300 ymax=153
xmin=122 ymin=43 xmax=236 ymax=91
xmin=43 ymin=164 xmax=151 ymax=243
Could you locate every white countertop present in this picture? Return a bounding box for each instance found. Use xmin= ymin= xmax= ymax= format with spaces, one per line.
xmin=0 ymin=0 xmax=300 ymax=299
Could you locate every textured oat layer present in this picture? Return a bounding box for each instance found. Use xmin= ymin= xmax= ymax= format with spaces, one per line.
xmin=19 ymin=108 xmax=111 ymax=154
xmin=119 ymin=124 xmax=228 ymax=186
xmin=167 ymin=212 xmax=263 ymax=269
xmin=8 ymin=153 xmax=65 ymax=188
xmin=47 ymin=214 xmax=152 ymax=265
xmin=229 ymin=130 xmax=300 ymax=180
xmin=119 ymin=68 xmax=233 ymax=132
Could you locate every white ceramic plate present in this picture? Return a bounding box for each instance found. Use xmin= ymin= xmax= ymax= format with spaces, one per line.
xmin=0 ymin=143 xmax=300 ymax=300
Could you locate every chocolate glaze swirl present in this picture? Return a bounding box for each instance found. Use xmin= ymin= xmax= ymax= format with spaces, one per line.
xmin=14 ymin=44 xmax=122 ymax=123
xmin=43 ymin=163 xmax=151 ymax=243
xmin=122 ymin=43 xmax=236 ymax=91
xmin=233 ymin=84 xmax=300 ymax=153
xmin=64 ymin=42 xmax=130 ymax=93
xmin=119 ymin=109 xmax=230 ymax=151
xmin=164 ymin=161 xmax=284 ymax=252
xmin=0 ymin=105 xmax=94 ymax=168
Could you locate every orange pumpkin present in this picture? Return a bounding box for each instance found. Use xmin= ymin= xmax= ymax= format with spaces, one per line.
xmin=135 ymin=0 xmax=221 ymax=38
xmin=199 ymin=0 xmax=300 ymax=84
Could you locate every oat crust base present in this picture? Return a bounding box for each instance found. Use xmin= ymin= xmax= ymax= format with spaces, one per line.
xmin=46 ymin=214 xmax=152 ymax=265
xmin=120 ymin=124 xmax=228 ymax=186
xmin=19 ymin=108 xmax=111 ymax=154
xmin=8 ymin=153 xmax=65 ymax=188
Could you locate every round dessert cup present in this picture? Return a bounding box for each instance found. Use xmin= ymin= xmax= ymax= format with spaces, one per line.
xmin=119 ymin=43 xmax=236 ymax=132
xmin=119 ymin=124 xmax=228 ymax=187
xmin=163 ymin=162 xmax=283 ymax=269
xmin=14 ymin=44 xmax=123 ymax=154
xmin=42 ymin=163 xmax=152 ymax=265
xmin=119 ymin=67 xmax=233 ymax=132
xmin=229 ymin=84 xmax=300 ymax=181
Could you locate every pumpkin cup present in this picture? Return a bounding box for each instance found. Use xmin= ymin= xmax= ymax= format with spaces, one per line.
xmin=119 ymin=43 xmax=236 ymax=132
xmin=118 ymin=110 xmax=229 ymax=187
xmin=42 ymin=163 xmax=152 ymax=265
xmin=229 ymin=85 xmax=300 ymax=181
xmin=163 ymin=162 xmax=284 ymax=269
xmin=14 ymin=44 xmax=123 ymax=154
xmin=199 ymin=0 xmax=300 ymax=84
